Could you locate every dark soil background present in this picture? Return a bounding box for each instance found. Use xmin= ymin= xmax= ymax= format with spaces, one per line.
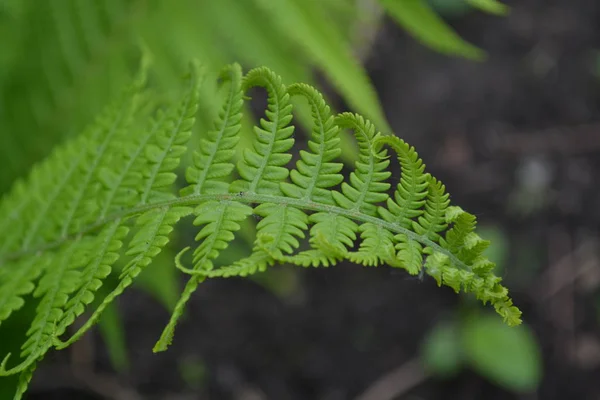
xmin=27 ymin=0 xmax=600 ymax=399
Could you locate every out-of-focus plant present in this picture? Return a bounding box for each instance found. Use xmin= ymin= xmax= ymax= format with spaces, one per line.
xmin=0 ymin=0 xmax=508 ymax=193
xmin=421 ymin=313 xmax=542 ymax=393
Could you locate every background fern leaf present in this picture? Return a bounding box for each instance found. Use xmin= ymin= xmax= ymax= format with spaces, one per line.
xmin=55 ymin=81 xmax=143 ymax=237
xmin=0 ymin=256 xmax=47 ymax=326
xmin=54 ymin=221 xmax=128 ymax=339
xmin=52 ymin=63 xmax=203 ymax=348
xmin=139 ymin=62 xmax=204 ymax=204
xmin=56 ymin=206 xmax=192 ymax=350
xmin=0 ymin=239 xmax=92 ymax=375
xmin=251 ymin=0 xmax=389 ymax=131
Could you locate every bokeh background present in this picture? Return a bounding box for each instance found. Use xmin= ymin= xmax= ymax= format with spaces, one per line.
xmin=1 ymin=0 xmax=599 ymax=399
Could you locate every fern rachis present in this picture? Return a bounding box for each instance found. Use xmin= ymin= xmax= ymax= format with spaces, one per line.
xmin=0 ymin=61 xmax=521 ymax=399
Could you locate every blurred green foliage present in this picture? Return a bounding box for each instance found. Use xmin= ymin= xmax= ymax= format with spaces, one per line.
xmin=421 ymin=320 xmax=462 ymax=377
xmin=178 ymin=355 xmax=208 ymax=391
xmin=0 ymin=0 xmax=506 ymax=194
xmin=462 ymin=314 xmax=542 ymax=392
xmin=422 ymin=313 xmax=542 ymax=393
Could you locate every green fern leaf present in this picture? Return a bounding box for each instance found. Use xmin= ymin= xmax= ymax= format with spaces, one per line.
xmin=280 ymin=83 xmax=343 ymax=203
xmin=232 ymin=67 xmax=294 ymax=194
xmin=348 ymin=223 xmax=396 ymax=267
xmin=376 ymin=135 xmax=429 ymax=229
xmin=154 ymin=64 xmax=249 ymax=350
xmin=182 ymin=63 xmax=244 ymax=196
xmin=0 ymin=63 xmax=523 ymax=398
xmin=413 ymin=178 xmax=450 ymax=242
xmin=140 ymin=62 xmax=204 ymax=204
xmin=332 ymin=113 xmax=391 ymax=215
xmin=394 ymin=234 xmax=424 ymax=275
xmin=1 ymin=239 xmax=92 ymax=375
xmin=0 ymin=257 xmax=47 ymax=326
xmin=53 ymin=58 xmax=204 ymax=348
xmin=55 ymin=221 xmax=128 ymax=335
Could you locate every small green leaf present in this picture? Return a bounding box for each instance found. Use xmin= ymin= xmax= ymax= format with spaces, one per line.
xmin=462 ymin=314 xmax=542 ymax=392
xmin=421 ymin=320 xmax=463 ymax=377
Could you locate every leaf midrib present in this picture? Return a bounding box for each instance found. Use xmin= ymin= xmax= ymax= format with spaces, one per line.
xmin=1 ymin=192 xmax=470 ymax=273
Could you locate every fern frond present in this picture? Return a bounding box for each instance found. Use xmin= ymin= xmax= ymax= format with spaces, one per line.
xmin=154 ymin=65 xmax=249 ymax=349
xmin=0 ymin=239 xmax=92 ymax=376
xmin=54 ymin=206 xmax=192 ymax=350
xmin=55 ymin=221 xmax=128 ymax=335
xmin=0 ymin=73 xmax=144 ymax=256
xmin=0 ymin=63 xmax=522 ymax=398
xmin=54 ymin=62 xmax=204 ymax=349
xmin=0 ymin=72 xmax=148 ymax=377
